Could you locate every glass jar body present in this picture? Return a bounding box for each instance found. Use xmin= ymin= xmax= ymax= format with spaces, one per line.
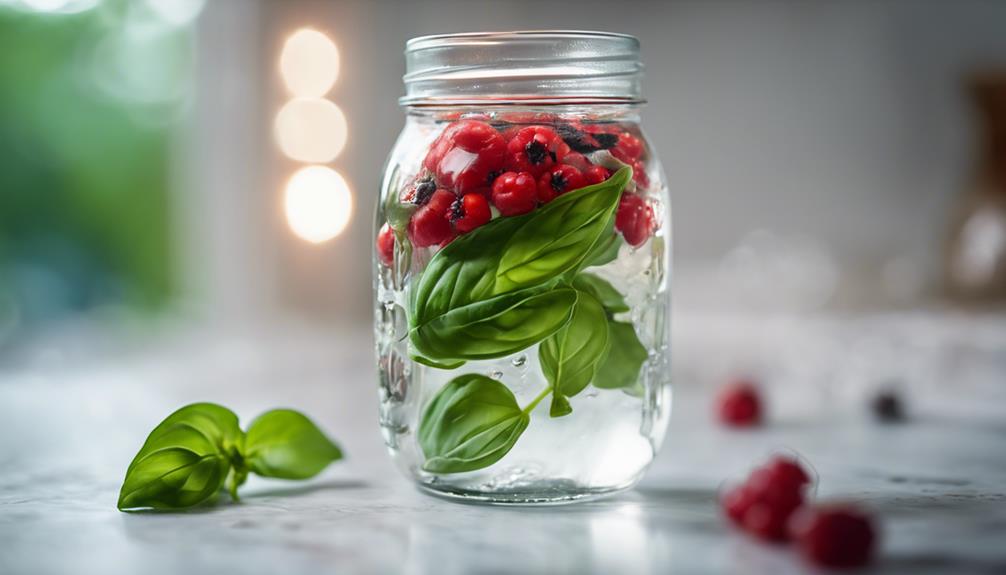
xmin=374 ymin=105 xmax=671 ymax=503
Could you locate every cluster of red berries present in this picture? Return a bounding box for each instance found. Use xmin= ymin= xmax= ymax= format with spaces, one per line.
xmin=721 ymin=455 xmax=877 ymax=569
xmin=377 ymin=116 xmax=657 ymax=267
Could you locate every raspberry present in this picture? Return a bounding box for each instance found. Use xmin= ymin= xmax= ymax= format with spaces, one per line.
xmin=614 ymin=192 xmax=654 ymax=247
xmin=376 ymin=223 xmax=395 ymax=267
xmin=491 ymin=171 xmax=538 ymax=216
xmin=721 ymin=456 xmax=811 ymax=542
xmin=408 ymin=189 xmax=456 ymax=247
xmin=764 ymin=455 xmax=812 ymax=490
xmin=790 ymin=505 xmax=876 ymax=568
xmin=504 ymin=126 xmax=569 ymax=177
xmin=537 ymin=165 xmax=586 ymax=203
xmin=716 ymin=380 xmax=762 ymax=427
xmin=423 ymin=120 xmax=506 ymax=195
xmin=721 ymin=484 xmax=756 ymax=526
xmin=583 ymin=165 xmax=611 ymax=185
xmin=450 ymin=193 xmax=491 ymax=233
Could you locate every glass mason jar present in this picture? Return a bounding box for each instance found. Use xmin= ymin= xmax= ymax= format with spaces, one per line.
xmin=373 ymin=31 xmax=671 ymax=504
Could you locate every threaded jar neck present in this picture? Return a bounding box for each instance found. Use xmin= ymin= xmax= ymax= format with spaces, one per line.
xmin=401 ymin=30 xmax=644 ymax=106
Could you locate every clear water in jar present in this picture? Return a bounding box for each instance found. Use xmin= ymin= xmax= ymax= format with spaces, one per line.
xmin=374 ymin=112 xmax=671 ymax=503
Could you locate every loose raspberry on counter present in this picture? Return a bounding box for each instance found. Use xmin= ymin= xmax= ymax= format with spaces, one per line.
xmin=504 ymin=126 xmax=570 ymax=176
xmin=491 ymin=171 xmax=538 ymax=216
xmin=615 ymin=192 xmax=654 ymax=248
xmin=376 ymin=223 xmax=395 ymax=267
xmin=450 ymin=193 xmax=492 ymax=233
xmin=790 ymin=505 xmax=877 ymax=568
xmin=742 ymin=467 xmax=807 ymax=541
xmin=715 ymin=380 xmax=762 ymax=427
xmin=720 ymin=455 xmax=812 ymax=542
xmin=408 ymin=189 xmax=456 ymax=248
xmin=583 ymin=165 xmax=611 ymax=185
xmin=537 ymin=165 xmax=586 ymax=203
xmin=423 ymin=120 xmax=506 ymax=195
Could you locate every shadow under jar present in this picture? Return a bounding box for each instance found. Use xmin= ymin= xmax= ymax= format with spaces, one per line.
xmin=374 ymin=31 xmax=671 ymax=504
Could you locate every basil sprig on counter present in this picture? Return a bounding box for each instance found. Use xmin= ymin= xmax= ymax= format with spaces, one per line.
xmin=117 ymin=403 xmax=342 ymax=511
xmin=408 ymin=166 xmax=631 ymax=366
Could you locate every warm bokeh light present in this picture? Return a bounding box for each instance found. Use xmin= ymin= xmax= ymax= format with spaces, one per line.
xmin=284 ymin=166 xmax=353 ymax=244
xmin=274 ymin=98 xmax=348 ymax=163
xmin=280 ymin=28 xmax=340 ymax=97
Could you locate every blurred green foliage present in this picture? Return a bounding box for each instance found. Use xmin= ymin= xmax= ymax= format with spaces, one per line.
xmin=0 ymin=3 xmax=188 ymax=332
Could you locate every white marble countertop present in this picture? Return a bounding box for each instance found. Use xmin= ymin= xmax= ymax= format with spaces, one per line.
xmin=1 ymin=320 xmax=1004 ymax=574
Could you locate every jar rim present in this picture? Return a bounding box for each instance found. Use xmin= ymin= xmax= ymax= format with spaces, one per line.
xmin=401 ymin=30 xmax=644 ymax=106
xmin=406 ymin=30 xmax=639 ymax=50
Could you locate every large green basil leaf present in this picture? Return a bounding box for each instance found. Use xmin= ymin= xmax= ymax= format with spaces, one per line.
xmin=410 ymin=286 xmax=577 ymax=362
xmin=410 ymin=167 xmax=631 ymax=350
xmin=572 ymin=273 xmax=629 ymax=314
xmin=539 ymin=290 xmax=610 ymax=417
xmin=495 ymin=167 xmax=630 ymax=292
xmin=244 ymin=409 xmax=343 ymax=480
xmin=118 ymin=403 xmax=241 ymax=510
xmin=594 ymin=320 xmax=649 ymax=390
xmin=418 ymin=374 xmax=530 ymax=473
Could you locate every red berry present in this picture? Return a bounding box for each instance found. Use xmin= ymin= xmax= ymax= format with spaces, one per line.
xmin=612 ymin=132 xmax=645 ymax=162
xmin=423 ymin=120 xmax=506 ymax=195
xmin=561 ymin=151 xmax=593 ymax=171
xmin=716 ymin=381 xmax=762 ymax=427
xmin=740 ymin=463 xmax=807 ymax=542
xmin=615 ymin=192 xmax=654 ymax=247
xmin=631 ymin=159 xmax=650 ymax=189
xmin=744 ymin=500 xmax=800 ymax=542
xmin=491 ymin=171 xmax=538 ymax=216
xmin=450 ymin=193 xmax=491 ymax=233
xmin=537 ymin=165 xmax=586 ymax=203
xmin=376 ymin=224 xmax=395 ymax=267
xmin=721 ymin=484 xmax=756 ymax=526
xmin=400 ymin=174 xmax=438 ymax=205
xmin=790 ymin=505 xmax=877 ymax=568
xmin=764 ymin=455 xmax=812 ymax=490
xmin=583 ymin=165 xmax=611 ymax=185
xmin=504 ymin=126 xmax=570 ymax=176
xmin=408 ymin=189 xmax=456 ymax=247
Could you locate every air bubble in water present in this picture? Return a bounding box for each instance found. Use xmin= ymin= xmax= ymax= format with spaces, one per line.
xmin=490 ymin=370 xmax=504 ymax=379
xmin=511 ymin=354 xmax=527 ymax=367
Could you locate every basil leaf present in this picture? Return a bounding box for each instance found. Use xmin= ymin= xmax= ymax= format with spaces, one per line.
xmin=410 ymin=286 xmax=577 ymax=361
xmin=495 ymin=167 xmax=630 ymax=292
xmin=594 ymin=320 xmax=649 ymax=390
xmin=383 ymin=164 xmax=415 ymax=233
xmin=410 ymin=353 xmax=466 ymax=370
xmin=244 ymin=409 xmax=343 ymax=480
xmin=580 ymin=212 xmax=621 ymax=269
xmin=572 ymin=273 xmax=629 ymax=314
xmin=118 ymin=403 xmax=241 ymax=510
xmin=418 ymin=374 xmax=530 ymax=473
xmin=410 ymin=167 xmax=631 ymax=361
xmin=539 ymin=290 xmax=610 ymax=416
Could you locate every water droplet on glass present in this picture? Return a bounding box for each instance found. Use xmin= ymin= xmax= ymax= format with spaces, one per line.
xmin=511 ymin=354 xmax=527 ymax=367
